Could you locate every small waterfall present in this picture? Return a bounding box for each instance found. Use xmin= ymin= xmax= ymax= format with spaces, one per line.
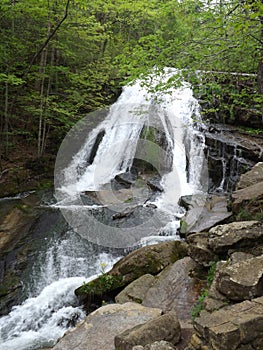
xmin=0 ymin=228 xmax=120 ymax=350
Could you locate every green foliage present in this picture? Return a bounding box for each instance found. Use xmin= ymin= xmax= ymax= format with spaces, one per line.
xmin=1 ymin=0 xmax=263 ymax=159
xmin=191 ymin=261 xmax=217 ymax=319
xmin=80 ymin=263 xmax=123 ymax=296
xmin=191 ymin=289 xmax=208 ymax=320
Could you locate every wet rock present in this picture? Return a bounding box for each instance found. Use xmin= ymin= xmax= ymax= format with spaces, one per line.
xmin=115 ymin=312 xmax=181 ymax=349
xmin=180 ymin=195 xmax=232 ymax=236
xmin=203 ymin=124 xmax=263 ymax=192
xmin=141 ymin=257 xmax=203 ymax=320
xmin=146 ymin=177 xmax=164 ymax=192
xmin=0 ymin=193 xmax=61 ymax=315
xmin=114 ymin=172 xmax=137 ymax=189
xmin=115 ymin=274 xmax=155 ymax=304
xmin=52 ymin=302 xmax=162 ymax=350
xmin=193 ymin=297 xmax=263 ymax=350
xmin=215 ymin=255 xmax=263 ymax=301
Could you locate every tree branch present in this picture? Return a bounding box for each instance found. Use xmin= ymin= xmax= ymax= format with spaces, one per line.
xmin=23 ymin=0 xmax=70 ymax=78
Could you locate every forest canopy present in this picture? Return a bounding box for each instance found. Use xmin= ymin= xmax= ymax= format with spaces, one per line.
xmin=1 ymin=0 xmax=262 ymax=160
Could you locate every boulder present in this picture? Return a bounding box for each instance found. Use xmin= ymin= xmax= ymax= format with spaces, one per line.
xmin=215 ymin=255 xmax=263 ymax=301
xmin=187 ymin=232 xmax=218 ymax=267
xmin=108 ymin=241 xmax=188 ymax=284
xmin=180 ymin=195 xmax=232 ymax=236
xmin=75 ymin=241 xmax=188 ymax=311
xmin=115 ymin=312 xmax=181 ymax=349
xmin=116 ymin=274 xmax=155 ymax=304
xmin=231 ymin=181 xmax=263 ymax=217
xmin=141 ymin=257 xmax=203 ymax=320
xmin=193 ymin=297 xmax=263 ymax=350
xmin=236 ymin=162 xmax=263 ymax=190
xmin=52 ymin=302 xmax=162 ymax=350
xmin=208 ymin=221 xmax=263 ymax=255
xmin=231 ymin=162 xmax=263 ymax=219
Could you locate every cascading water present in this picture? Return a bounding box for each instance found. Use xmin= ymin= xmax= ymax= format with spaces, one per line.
xmin=0 ymin=69 xmax=207 ymax=350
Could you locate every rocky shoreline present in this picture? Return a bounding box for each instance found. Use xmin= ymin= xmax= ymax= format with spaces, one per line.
xmin=48 ymin=162 xmax=263 ymax=350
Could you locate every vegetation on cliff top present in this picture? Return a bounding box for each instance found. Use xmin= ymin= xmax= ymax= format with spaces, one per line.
xmin=1 ymin=0 xmax=263 ymax=188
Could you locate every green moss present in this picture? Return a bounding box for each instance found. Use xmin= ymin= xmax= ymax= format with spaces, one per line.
xmin=170 ymin=241 xmax=188 ymax=263
xmin=78 ymin=273 xmax=123 ymax=296
xmin=180 ymin=219 xmax=189 ymax=236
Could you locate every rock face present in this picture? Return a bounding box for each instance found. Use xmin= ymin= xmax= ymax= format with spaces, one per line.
xmin=208 ymin=221 xmax=263 ymax=255
xmin=192 ymin=297 xmax=263 ymax=350
xmin=187 ymin=221 xmax=263 ymax=268
xmin=51 ymin=303 xmax=162 ymax=350
xmin=115 ymin=312 xmax=181 ymax=350
xmin=0 ymin=192 xmax=64 ymax=315
xmin=203 ymin=124 xmax=263 ymax=192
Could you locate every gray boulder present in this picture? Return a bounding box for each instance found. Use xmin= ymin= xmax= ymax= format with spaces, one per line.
xmin=142 ymin=257 xmax=201 ymax=320
xmin=193 ymin=297 xmax=263 ymax=350
xmin=116 ymin=274 xmax=155 ymax=304
xmin=180 ymin=195 xmax=232 ymax=236
xmin=52 ymin=302 xmax=162 ymax=350
xmin=208 ymin=221 xmax=263 ymax=255
xmin=109 ymin=240 xmax=188 ymax=284
xmin=231 ymin=162 xmax=263 ymax=219
xmin=215 ymin=255 xmax=263 ymax=301
xmin=236 ymin=162 xmax=263 ymax=190
xmin=115 ymin=312 xmax=181 ymax=350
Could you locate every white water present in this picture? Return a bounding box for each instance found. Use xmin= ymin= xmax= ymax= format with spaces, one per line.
xmin=0 ymin=231 xmax=120 ymax=350
xmin=0 ymin=69 xmax=207 ymax=349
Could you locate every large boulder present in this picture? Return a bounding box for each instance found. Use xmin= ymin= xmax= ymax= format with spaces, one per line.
xmin=110 ymin=241 xmax=188 ymax=284
xmin=215 ymin=255 xmax=263 ymax=301
xmin=115 ymin=312 xmax=181 ymax=350
xmin=141 ymin=257 xmax=204 ymax=320
xmin=193 ymin=297 xmax=263 ymax=350
xmin=51 ymin=302 xmax=162 ymax=350
xmin=208 ymin=221 xmax=263 ymax=255
xmin=75 ymin=241 xmax=188 ymax=312
xmin=116 ymin=274 xmax=155 ymax=304
xmin=187 ymin=221 xmax=263 ymax=267
xmin=231 ymin=162 xmax=263 ymax=219
xmin=236 ymin=162 xmax=263 ymax=190
xmin=180 ymin=195 xmax=232 ymax=236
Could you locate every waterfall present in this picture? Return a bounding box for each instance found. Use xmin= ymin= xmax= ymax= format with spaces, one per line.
xmin=0 ymin=228 xmax=120 ymax=350
xmin=0 ymin=69 xmax=207 ymax=350
xmin=54 ymin=68 xmax=207 ymax=248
